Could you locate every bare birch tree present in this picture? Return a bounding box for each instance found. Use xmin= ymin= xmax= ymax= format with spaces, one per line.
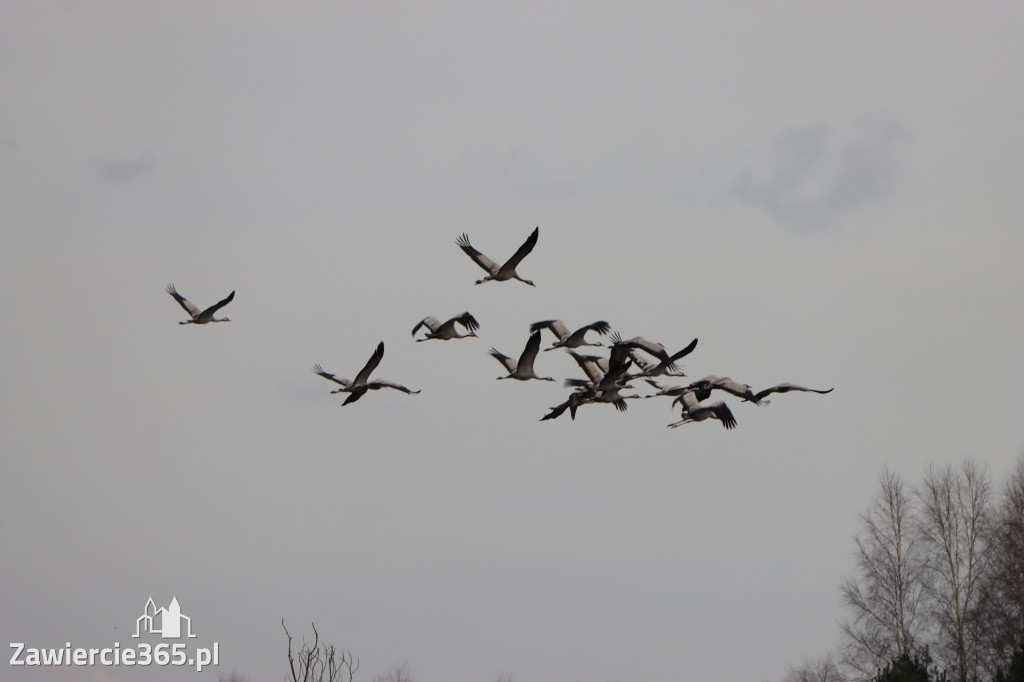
xmin=840 ymin=468 xmax=927 ymax=680
xmin=916 ymin=461 xmax=992 ymax=682
xmin=977 ymin=455 xmax=1024 ymax=677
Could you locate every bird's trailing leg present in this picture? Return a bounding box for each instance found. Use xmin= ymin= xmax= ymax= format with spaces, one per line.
xmin=667 ymin=417 xmax=694 ymax=429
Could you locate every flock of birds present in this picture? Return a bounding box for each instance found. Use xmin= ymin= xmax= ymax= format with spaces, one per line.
xmin=167 ymin=227 xmax=832 ymax=429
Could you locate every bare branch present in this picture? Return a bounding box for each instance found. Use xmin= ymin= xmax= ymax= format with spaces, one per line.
xmin=282 ymin=620 xmax=359 ymax=682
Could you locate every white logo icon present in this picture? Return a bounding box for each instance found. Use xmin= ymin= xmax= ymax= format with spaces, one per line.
xmin=133 ymin=597 xmax=196 ymax=639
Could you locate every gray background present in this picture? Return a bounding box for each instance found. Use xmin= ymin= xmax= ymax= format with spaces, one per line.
xmin=2 ymin=3 xmax=1022 ymax=681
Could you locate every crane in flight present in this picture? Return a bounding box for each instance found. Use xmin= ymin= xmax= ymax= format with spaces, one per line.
xmin=608 ymin=332 xmax=698 ymax=377
xmin=489 ymin=330 xmax=555 ymax=381
xmin=752 ymin=382 xmax=834 ymax=402
xmin=456 ymin=227 xmax=539 ymax=286
xmin=541 ymin=345 xmax=639 ymax=420
xmin=529 ymin=319 xmax=611 ymax=351
xmin=312 ymin=342 xmax=421 ymax=406
xmin=166 ymin=284 xmax=235 ymax=325
xmin=412 ymin=312 xmax=480 ymax=341
xmin=667 ymin=390 xmax=738 ymax=430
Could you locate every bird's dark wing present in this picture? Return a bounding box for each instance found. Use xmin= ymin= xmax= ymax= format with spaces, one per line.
xmin=567 ymin=351 xmax=605 ymax=384
xmin=541 ymin=399 xmax=572 ymax=421
xmin=455 ymin=312 xmax=480 ymax=332
xmin=501 ymin=226 xmax=539 ymax=270
xmin=562 ymin=320 xmax=610 ymax=346
xmin=565 ymin=390 xmax=595 ymax=421
xmin=201 ymin=290 xmax=235 ymax=317
xmin=517 ymin=330 xmax=542 ymax=371
xmin=341 ymin=387 xmax=368 ymax=406
xmin=530 ymin=319 xmax=569 ymax=341
xmin=715 ymin=402 xmax=738 ymax=430
xmin=646 ymin=338 xmax=698 ymax=375
xmin=753 ymin=383 xmax=834 ymax=402
xmin=607 ymin=341 xmax=634 ymax=374
xmin=600 ymin=359 xmax=632 ymax=390
xmin=669 ymin=338 xmax=698 ymax=363
xmin=456 ymin=234 xmax=498 ymax=274
xmin=353 ymin=342 xmax=385 ymax=386
xmin=166 ymin=284 xmax=201 ymax=318
xmin=412 ymin=316 xmax=440 ymax=337
xmin=489 ymin=348 xmax=516 ymax=373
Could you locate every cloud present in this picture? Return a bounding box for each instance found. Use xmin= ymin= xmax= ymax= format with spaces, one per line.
xmin=460 ymin=146 xmax=576 ymax=204
xmin=732 ymin=116 xmax=908 ymax=230
xmin=94 ymin=153 xmax=157 ymax=184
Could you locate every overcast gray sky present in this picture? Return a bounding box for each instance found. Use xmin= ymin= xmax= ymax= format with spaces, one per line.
xmin=2 ymin=3 xmax=1022 ymax=682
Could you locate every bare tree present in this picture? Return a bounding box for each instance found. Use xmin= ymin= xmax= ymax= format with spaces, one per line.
xmin=977 ymin=455 xmax=1024 ymax=677
xmin=916 ymin=461 xmax=992 ymax=682
xmin=784 ymin=652 xmax=845 ymax=682
xmin=282 ymin=619 xmax=359 ymax=682
xmin=371 ymin=662 xmax=414 ymax=682
xmin=840 ymin=468 xmax=928 ymax=680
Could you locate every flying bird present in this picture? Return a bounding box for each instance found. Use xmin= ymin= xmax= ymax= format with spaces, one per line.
xmin=166 ymin=284 xmax=235 ymax=325
xmin=752 ymin=382 xmax=834 ymax=403
xmin=541 ymin=391 xmax=590 ymax=421
xmin=621 ymin=337 xmax=698 ymax=378
xmin=650 ymin=375 xmax=762 ymax=405
xmin=456 ymin=227 xmax=539 ymax=286
xmin=530 ymin=319 xmax=611 ymax=351
xmin=608 ymin=332 xmax=692 ymax=374
xmin=667 ymin=390 xmax=738 ymax=430
xmin=489 ymin=330 xmax=555 ymax=381
xmin=685 ymin=375 xmax=761 ymax=405
xmin=412 ymin=312 xmax=480 ymax=341
xmin=551 ymin=384 xmax=639 ymax=420
xmin=542 ymin=346 xmax=639 ymax=420
xmin=565 ymin=351 xmax=611 ymax=386
xmin=312 ymin=342 xmax=421 ymax=406
xmin=541 ymin=385 xmax=636 ymax=421
xmin=565 ymin=344 xmax=634 ymax=393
